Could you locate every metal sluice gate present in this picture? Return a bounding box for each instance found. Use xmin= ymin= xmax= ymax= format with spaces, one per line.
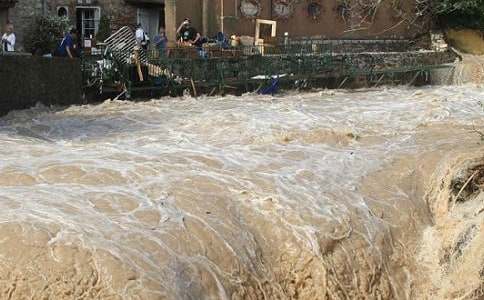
xmin=81 ymin=27 xmax=457 ymax=98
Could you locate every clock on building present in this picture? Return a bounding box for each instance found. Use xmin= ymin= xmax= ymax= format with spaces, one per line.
xmin=272 ymin=0 xmax=294 ymax=19
xmin=240 ymin=0 xmax=261 ymax=18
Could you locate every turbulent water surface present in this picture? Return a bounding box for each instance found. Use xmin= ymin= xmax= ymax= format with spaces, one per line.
xmin=0 ymin=86 xmax=482 ymax=299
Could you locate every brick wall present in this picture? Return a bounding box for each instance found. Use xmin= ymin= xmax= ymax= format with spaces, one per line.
xmin=8 ymin=0 xmax=44 ymax=51
xmin=9 ymin=0 xmax=141 ymax=51
xmin=46 ymin=0 xmax=139 ymax=31
xmin=0 ymin=54 xmax=82 ymax=114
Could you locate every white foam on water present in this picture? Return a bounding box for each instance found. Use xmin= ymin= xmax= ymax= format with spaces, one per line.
xmin=0 ymin=85 xmax=482 ymax=298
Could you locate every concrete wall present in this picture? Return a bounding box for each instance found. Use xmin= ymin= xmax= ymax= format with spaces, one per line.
xmin=165 ymin=0 xmax=219 ymax=42
xmin=0 ymin=54 xmax=83 ymax=114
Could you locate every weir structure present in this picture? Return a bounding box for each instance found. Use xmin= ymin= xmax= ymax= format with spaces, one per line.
xmin=81 ymin=27 xmax=457 ymax=99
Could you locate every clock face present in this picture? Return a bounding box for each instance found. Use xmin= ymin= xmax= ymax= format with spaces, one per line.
xmin=240 ymin=0 xmax=260 ymax=18
xmin=273 ymin=3 xmax=293 ymax=18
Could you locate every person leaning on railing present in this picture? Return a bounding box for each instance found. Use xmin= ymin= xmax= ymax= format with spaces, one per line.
xmin=1 ymin=23 xmax=16 ymax=53
xmin=54 ymin=28 xmax=77 ymax=59
xmin=176 ymin=18 xmax=201 ymax=47
xmin=176 ymin=18 xmax=209 ymax=58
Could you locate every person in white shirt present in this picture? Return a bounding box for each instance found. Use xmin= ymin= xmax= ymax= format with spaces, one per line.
xmin=1 ymin=23 xmax=16 ymax=52
xmin=135 ymin=24 xmax=150 ymax=50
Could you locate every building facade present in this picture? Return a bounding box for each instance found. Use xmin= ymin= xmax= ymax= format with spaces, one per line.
xmin=10 ymin=0 xmax=165 ymax=50
xmin=0 ymin=0 xmax=16 ymax=30
xmin=177 ymin=0 xmax=431 ymax=39
xmin=9 ymin=0 xmax=431 ymax=51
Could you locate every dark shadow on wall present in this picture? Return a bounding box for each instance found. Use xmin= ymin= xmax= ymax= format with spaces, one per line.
xmin=0 ymin=54 xmax=83 ymax=115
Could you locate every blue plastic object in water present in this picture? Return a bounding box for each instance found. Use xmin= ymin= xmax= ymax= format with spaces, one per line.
xmin=259 ymin=78 xmax=280 ymax=95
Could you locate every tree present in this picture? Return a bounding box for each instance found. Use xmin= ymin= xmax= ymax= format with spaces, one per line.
xmin=432 ymin=0 xmax=484 ymax=29
xmin=96 ymin=15 xmax=112 ymax=42
xmin=24 ymin=16 xmax=71 ymax=55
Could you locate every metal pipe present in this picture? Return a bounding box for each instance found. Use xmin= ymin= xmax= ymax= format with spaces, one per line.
xmin=220 ymin=0 xmax=224 ymax=33
xmin=202 ymin=0 xmax=209 ymax=36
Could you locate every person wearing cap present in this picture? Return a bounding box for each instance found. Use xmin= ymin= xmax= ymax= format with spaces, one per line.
xmin=176 ymin=18 xmax=201 ymax=47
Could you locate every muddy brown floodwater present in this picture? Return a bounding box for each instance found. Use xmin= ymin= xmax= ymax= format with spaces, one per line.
xmin=0 ymin=86 xmax=482 ymax=299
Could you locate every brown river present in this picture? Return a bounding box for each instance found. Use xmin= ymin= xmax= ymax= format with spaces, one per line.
xmin=0 ymin=86 xmax=482 ymax=299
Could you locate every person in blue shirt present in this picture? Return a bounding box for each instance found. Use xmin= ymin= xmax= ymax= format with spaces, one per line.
xmin=55 ymin=29 xmax=76 ymax=58
xmin=153 ymin=27 xmax=168 ymax=57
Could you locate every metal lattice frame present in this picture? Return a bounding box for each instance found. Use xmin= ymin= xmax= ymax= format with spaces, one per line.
xmin=104 ymin=26 xmax=148 ymax=65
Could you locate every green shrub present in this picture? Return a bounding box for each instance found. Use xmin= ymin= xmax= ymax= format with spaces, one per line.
xmin=96 ymin=15 xmax=112 ymax=42
xmin=433 ymin=0 xmax=484 ymax=29
xmin=24 ymin=16 xmax=71 ymax=55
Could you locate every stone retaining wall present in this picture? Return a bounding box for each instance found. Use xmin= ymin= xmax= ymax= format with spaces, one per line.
xmin=338 ymin=51 xmax=457 ymax=73
xmin=288 ymin=39 xmax=418 ymax=53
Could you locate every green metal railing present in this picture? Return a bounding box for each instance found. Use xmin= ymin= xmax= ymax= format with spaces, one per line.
xmin=81 ymin=38 xmax=455 ymax=97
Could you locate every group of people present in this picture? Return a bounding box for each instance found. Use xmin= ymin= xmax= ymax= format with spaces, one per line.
xmin=1 ymin=17 xmax=205 ymax=57
xmin=134 ymin=18 xmax=206 ymax=57
xmin=2 ymin=21 xmax=77 ymax=58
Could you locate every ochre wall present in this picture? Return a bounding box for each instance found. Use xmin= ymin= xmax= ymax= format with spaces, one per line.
xmin=172 ymin=0 xmax=429 ymax=40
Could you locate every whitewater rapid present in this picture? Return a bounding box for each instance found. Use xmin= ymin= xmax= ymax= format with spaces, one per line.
xmin=0 ymin=86 xmax=482 ymax=299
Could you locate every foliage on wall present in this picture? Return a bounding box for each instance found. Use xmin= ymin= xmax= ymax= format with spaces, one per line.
xmin=96 ymin=15 xmax=112 ymax=42
xmin=334 ymin=0 xmax=483 ymax=31
xmin=334 ymin=0 xmax=431 ymax=33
